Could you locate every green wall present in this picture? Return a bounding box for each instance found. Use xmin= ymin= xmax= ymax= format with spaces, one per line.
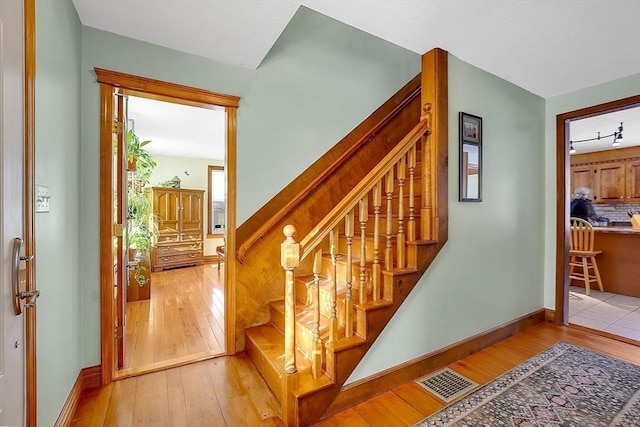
xmin=236 ymin=7 xmax=421 ymax=222
xmin=78 ymin=7 xmax=420 ymax=365
xmin=36 ymin=1 xmax=637 ymax=419
xmin=349 ymin=54 xmax=547 ymax=382
xmin=35 ymin=0 xmax=83 ymax=425
xmin=542 ymin=73 xmax=640 ymax=308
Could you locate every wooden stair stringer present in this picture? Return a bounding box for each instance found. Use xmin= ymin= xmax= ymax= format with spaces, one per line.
xmin=294 ymin=239 xmax=443 ymax=426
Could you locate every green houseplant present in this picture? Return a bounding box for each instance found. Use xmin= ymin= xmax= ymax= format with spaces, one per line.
xmin=126 ymin=130 xmax=158 ymax=259
xmin=127 ymin=129 xmax=157 ymax=185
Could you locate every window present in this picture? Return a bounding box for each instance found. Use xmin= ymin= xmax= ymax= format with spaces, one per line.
xmin=208 ymin=165 xmax=225 ymax=235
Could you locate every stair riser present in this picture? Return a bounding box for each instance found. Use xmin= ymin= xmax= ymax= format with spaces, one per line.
xmin=321 ymin=258 xmax=373 ymax=288
xmin=270 ymin=305 xmax=323 ymax=359
xmin=295 ymin=280 xmax=350 ymax=325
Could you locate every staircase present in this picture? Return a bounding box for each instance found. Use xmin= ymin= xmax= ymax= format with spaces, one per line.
xmin=240 ymin=49 xmax=448 ymax=426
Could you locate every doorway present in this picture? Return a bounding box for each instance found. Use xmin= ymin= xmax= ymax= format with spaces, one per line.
xmin=95 ymin=68 xmax=239 ymax=384
xmin=555 ymin=95 xmax=640 ymax=339
xmin=119 ymin=94 xmax=227 ymax=374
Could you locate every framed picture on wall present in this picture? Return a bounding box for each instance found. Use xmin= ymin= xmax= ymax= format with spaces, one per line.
xmin=459 ymin=112 xmax=482 ymax=202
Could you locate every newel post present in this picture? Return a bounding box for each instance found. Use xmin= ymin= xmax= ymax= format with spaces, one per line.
xmin=281 ymin=225 xmax=300 ymax=426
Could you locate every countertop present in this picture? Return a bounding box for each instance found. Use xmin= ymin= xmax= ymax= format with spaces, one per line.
xmin=593 ymin=226 xmax=640 ymax=234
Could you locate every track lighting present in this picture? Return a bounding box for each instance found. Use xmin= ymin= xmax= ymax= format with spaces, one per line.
xmin=570 ymin=122 xmax=623 ymax=153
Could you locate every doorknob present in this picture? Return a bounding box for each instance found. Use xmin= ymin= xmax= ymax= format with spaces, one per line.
xmin=12 ymin=238 xmax=39 ymax=315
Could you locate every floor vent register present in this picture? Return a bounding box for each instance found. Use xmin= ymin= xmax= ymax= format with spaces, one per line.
xmin=415 ymin=368 xmax=479 ymax=403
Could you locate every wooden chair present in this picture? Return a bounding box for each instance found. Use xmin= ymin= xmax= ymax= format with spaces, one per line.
xmin=216 ymin=245 xmax=225 ymax=269
xmin=569 ymin=217 xmax=603 ymax=295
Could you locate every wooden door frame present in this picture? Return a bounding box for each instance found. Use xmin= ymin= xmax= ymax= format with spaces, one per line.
xmin=96 ymin=68 xmax=239 ymax=385
xmin=554 ymin=94 xmax=640 ymax=325
xmin=24 ymin=0 xmax=37 ymax=424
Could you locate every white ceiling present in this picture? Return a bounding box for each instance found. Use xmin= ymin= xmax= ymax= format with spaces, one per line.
xmin=72 ymin=0 xmax=640 ymax=158
xmin=127 ymin=96 xmax=225 ymax=160
xmin=569 ymin=106 xmax=640 ymax=154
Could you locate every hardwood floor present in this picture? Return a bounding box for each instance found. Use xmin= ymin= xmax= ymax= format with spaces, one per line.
xmin=72 ymin=321 xmax=639 ymax=426
xmin=120 ymin=264 xmax=225 ymax=376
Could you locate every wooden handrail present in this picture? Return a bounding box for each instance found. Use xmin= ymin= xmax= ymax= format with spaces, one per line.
xmin=298 ymin=118 xmax=431 ymax=261
xmin=237 ymin=85 xmax=421 ymax=263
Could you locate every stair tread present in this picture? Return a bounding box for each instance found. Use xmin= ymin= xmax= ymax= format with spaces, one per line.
xmin=245 ymin=324 xmax=334 ymax=398
xmin=245 ymin=324 xmax=312 ymax=371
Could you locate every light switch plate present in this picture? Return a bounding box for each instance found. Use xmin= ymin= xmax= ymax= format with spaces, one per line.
xmin=36 ymin=185 xmax=50 ymax=212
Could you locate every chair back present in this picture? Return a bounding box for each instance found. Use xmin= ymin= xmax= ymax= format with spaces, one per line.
xmin=569 ymin=217 xmax=595 ymax=252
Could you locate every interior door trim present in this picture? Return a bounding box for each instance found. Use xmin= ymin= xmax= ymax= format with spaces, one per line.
xmin=554 ymin=94 xmax=640 ymax=325
xmin=24 ymin=0 xmax=37 ymax=425
xmin=96 ymin=68 xmax=239 ymax=385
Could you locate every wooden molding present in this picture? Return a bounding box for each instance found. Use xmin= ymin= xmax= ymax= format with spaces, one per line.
xmin=545 ymin=308 xmax=555 ymax=322
xmin=554 ymin=94 xmax=640 ymax=325
xmin=323 ymin=309 xmax=546 ymax=419
xmin=99 ymin=83 xmax=115 ymax=385
xmin=81 ymin=365 xmax=102 ymax=390
xmin=54 ymin=366 xmax=101 ymax=427
xmin=570 ymin=146 xmax=640 ymax=166
xmin=94 ymin=68 xmax=240 ymax=108
xmin=24 ymin=0 xmax=37 ymax=425
xmin=225 ymin=106 xmax=238 ymax=355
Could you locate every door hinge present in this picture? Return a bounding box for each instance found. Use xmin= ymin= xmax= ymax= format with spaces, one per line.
xmin=115 ymin=325 xmax=124 ymax=339
xmin=114 ymin=223 xmax=124 ymax=237
xmin=113 ymin=120 xmax=123 ymax=135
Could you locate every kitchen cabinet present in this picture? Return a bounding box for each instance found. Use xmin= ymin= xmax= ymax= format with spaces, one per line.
xmin=570 ymin=165 xmax=595 ymax=196
xmin=594 ymin=162 xmax=625 ymax=203
xmin=570 ymin=147 xmax=640 ymax=204
xmin=626 ymin=160 xmax=640 ymax=203
xmin=147 ymin=187 xmax=205 ymax=271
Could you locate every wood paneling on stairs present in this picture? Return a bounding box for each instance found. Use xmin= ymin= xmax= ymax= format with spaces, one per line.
xmin=241 ymin=49 xmax=449 ymax=426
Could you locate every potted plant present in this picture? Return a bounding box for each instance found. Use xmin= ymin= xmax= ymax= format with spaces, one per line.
xmin=127 ymin=129 xmax=157 ymax=185
xmin=126 ymin=130 xmax=158 ymax=259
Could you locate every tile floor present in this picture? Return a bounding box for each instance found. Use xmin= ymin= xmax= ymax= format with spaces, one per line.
xmin=568 ymin=286 xmax=640 ymax=341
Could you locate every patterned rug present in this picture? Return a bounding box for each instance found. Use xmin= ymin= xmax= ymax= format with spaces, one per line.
xmin=415 ymin=341 xmax=640 ymax=427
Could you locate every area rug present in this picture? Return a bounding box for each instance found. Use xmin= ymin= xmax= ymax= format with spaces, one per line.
xmin=415 ymin=341 xmax=640 ymax=427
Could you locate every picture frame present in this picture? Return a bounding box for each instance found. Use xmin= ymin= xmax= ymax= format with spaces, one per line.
xmin=459 ymin=112 xmax=482 ymax=202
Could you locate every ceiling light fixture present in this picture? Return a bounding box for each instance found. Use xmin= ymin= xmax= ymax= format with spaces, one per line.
xmin=570 ymin=122 xmax=623 ymax=153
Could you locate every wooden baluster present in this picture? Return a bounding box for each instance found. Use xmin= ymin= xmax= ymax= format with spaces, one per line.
xmin=407 ymin=144 xmax=416 ymax=241
xmin=311 ymin=249 xmax=322 ymax=379
xmin=372 ymin=182 xmax=381 ymax=301
xmin=328 ymin=229 xmax=338 ymax=343
xmin=281 ymin=225 xmax=299 ymax=375
xmin=359 ymin=196 xmax=368 ymax=305
xmin=396 ymin=156 xmax=406 ymax=268
xmin=344 ymin=209 xmax=354 ymax=338
xmin=385 ymin=169 xmax=394 ymax=270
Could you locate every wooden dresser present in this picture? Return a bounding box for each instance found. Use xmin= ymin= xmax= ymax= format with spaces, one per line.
xmin=147 ymin=187 xmax=205 ymax=272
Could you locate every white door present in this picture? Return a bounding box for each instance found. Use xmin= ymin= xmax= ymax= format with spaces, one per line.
xmin=0 ymin=0 xmax=26 ymax=425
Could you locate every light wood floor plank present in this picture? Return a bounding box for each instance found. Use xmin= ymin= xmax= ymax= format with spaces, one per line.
xmin=103 ymin=376 xmax=136 ymax=427
xmin=353 ymin=396 xmax=409 ymax=427
xmin=180 ymin=361 xmax=226 ymax=426
xmin=73 ymin=322 xmax=639 ymax=426
xmin=131 ymin=371 xmax=169 ymax=426
xmin=123 ymin=264 xmax=224 ymax=372
xmin=166 ymin=367 xmax=189 ymax=427
xmin=206 ymin=357 xmax=265 ymax=426
xmin=70 ymin=384 xmax=112 ymax=426
xmin=375 ymin=391 xmax=424 ymax=425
